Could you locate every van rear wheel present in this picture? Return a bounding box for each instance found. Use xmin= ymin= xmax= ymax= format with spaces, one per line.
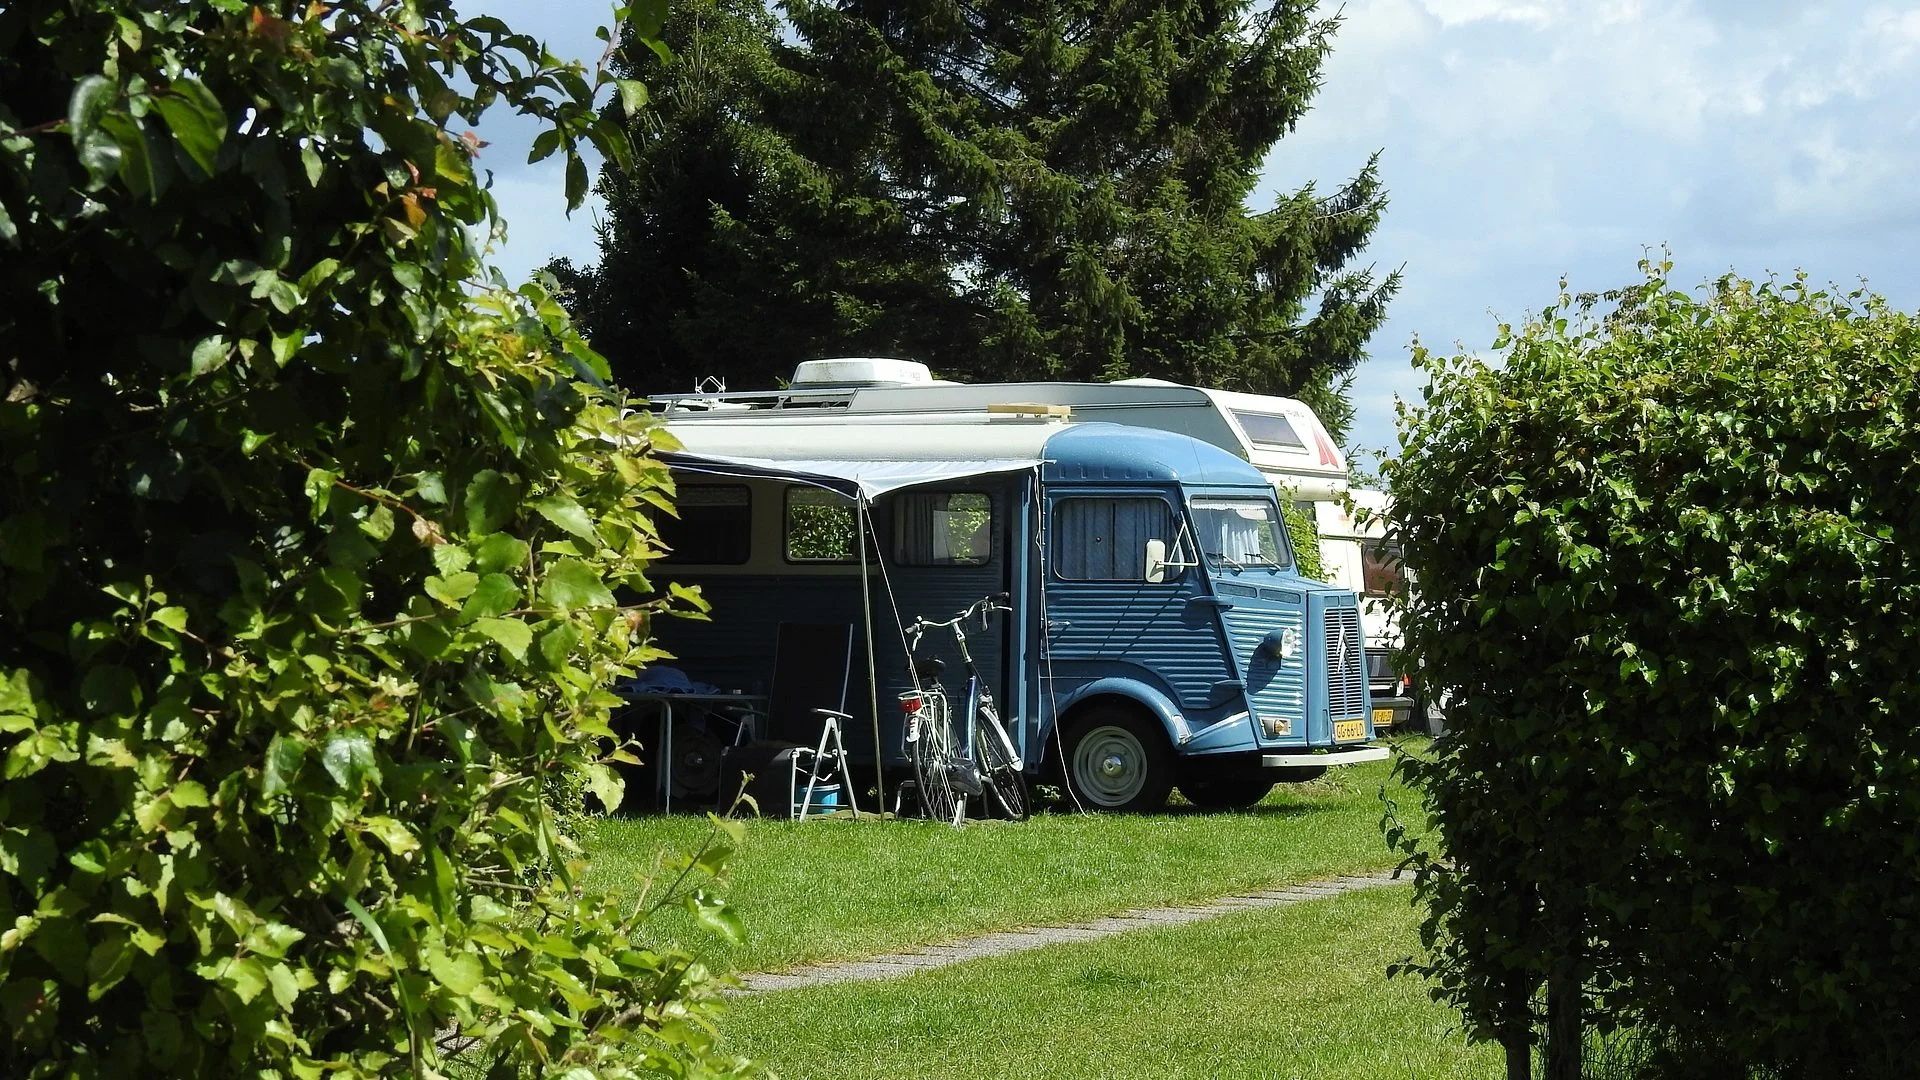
xmin=1062 ymin=706 xmax=1172 ymax=813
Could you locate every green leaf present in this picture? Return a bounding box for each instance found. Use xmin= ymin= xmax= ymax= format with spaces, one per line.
xmin=469 ymin=895 xmax=512 ymax=922
xmin=540 ymin=558 xmax=614 ymax=612
xmin=68 ymin=76 xmax=120 ymax=187
xmin=86 ymin=932 xmax=136 ymax=1000
xmin=424 ymin=571 xmax=479 ymax=607
xmin=0 ymin=827 xmax=56 ymax=890
xmin=430 ymin=543 xmax=472 ymax=576
xmin=261 ymin=734 xmax=305 ymax=798
xmin=169 ymin=780 xmax=210 ymax=808
xmin=565 ymin=152 xmax=588 ymax=212
xmin=152 ymin=77 xmax=226 ymax=176
xmin=459 ymin=574 xmax=520 ymax=621
xmin=532 ymin=496 xmax=598 ymax=544
xmin=473 ymin=617 xmax=532 ymax=661
xmin=224 ymin=956 xmax=270 ymax=1004
xmin=320 ymin=732 xmax=380 ymax=792
xmin=687 ymin=889 xmax=745 ymax=944
xmin=266 ymin=962 xmax=301 ymax=1010
xmin=463 ymin=470 xmax=518 ymax=536
xmin=625 ymin=0 xmax=669 ymax=40
xmin=583 ymin=761 xmax=623 ymax=814
xmin=360 ymin=816 xmax=419 ymax=856
xmin=473 ymin=532 xmax=530 ymax=574
xmin=426 ymin=948 xmax=484 ymax=996
xmin=358 ymin=503 xmax=395 ymax=541
xmin=536 ymin=622 xmax=581 ymax=671
xmin=615 ymin=78 xmax=649 ymax=117
xmin=190 ymin=335 xmax=229 ymax=377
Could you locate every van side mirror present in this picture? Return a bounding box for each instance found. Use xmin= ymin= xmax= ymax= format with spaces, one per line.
xmin=1145 ymin=539 xmax=1168 ymax=584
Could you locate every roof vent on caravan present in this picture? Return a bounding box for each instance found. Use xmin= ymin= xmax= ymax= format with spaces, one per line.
xmin=791 ymin=357 xmax=938 ymax=388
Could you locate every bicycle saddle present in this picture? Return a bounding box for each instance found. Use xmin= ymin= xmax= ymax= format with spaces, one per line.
xmin=912 ymin=656 xmax=945 ymax=680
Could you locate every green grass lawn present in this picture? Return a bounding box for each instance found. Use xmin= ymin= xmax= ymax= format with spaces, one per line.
xmin=584 ymin=743 xmax=1425 ymax=975
xmin=719 ymin=883 xmax=1492 ymax=1080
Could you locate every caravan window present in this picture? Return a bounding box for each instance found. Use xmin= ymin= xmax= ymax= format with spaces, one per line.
xmin=894 ymin=492 xmax=992 ymax=567
xmin=785 ymin=487 xmax=858 ymax=563
xmin=1361 ymin=538 xmax=1404 ymax=597
xmin=658 ymin=485 xmax=751 ymax=565
xmin=1232 ymin=411 xmax=1306 ymax=450
xmin=1052 ymin=497 xmax=1175 ymax=581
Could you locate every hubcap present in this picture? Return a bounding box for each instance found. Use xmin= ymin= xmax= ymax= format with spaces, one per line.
xmin=1072 ymin=725 xmax=1148 ymax=806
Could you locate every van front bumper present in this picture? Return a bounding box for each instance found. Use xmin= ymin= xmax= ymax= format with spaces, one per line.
xmin=1263 ymin=746 xmax=1389 ymax=771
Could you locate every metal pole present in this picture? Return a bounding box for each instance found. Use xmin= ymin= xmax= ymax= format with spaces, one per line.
xmin=857 ymin=496 xmax=885 ymax=817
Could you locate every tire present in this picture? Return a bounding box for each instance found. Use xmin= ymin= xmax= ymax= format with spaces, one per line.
xmin=975 ymin=708 xmax=1030 ymax=821
xmin=1061 ymin=705 xmax=1173 ymax=813
xmin=1178 ymin=775 xmax=1276 ymax=811
xmin=908 ymin=694 xmax=965 ymax=826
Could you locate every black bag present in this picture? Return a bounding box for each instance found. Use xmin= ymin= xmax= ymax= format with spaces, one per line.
xmin=716 ymin=741 xmax=809 ymax=817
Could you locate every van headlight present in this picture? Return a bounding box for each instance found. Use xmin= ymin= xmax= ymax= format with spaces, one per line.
xmin=1261 ymin=627 xmax=1302 ymax=660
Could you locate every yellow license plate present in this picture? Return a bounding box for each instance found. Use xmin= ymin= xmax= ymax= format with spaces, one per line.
xmin=1372 ymin=708 xmax=1396 ymax=726
xmin=1334 ymin=719 xmax=1366 ymax=742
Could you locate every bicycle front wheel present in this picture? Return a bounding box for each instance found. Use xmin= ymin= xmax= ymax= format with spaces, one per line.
xmin=975 ymin=707 xmax=1030 ymax=821
xmin=910 ymin=696 xmax=964 ymax=826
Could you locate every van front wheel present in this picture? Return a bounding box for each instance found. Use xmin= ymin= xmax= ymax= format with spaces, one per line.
xmin=1062 ymin=706 xmax=1172 ymax=813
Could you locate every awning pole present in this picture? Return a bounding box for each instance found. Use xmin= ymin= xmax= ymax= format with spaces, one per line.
xmin=857 ymin=497 xmax=885 ymax=817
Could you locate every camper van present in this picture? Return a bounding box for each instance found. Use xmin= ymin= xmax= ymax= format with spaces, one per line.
xmin=654 ymin=361 xmax=1418 ymax=726
xmin=647 ymin=400 xmax=1384 ymax=814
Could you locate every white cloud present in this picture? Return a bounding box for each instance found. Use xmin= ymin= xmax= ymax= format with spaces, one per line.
xmin=1273 ymin=0 xmax=1920 ymax=453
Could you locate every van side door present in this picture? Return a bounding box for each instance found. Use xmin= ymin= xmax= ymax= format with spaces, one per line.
xmin=1041 ymin=492 xmax=1234 ymax=727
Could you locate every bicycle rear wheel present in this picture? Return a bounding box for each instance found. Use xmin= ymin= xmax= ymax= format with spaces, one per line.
xmin=909 ymin=693 xmax=964 ymax=826
xmin=975 ymin=707 xmax=1030 ymax=821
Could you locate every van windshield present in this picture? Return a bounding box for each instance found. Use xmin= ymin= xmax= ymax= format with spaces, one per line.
xmin=1190 ymin=498 xmax=1291 ymax=571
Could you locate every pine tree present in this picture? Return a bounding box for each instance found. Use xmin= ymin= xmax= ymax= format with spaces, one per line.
xmin=559 ymin=0 xmax=1396 ymax=432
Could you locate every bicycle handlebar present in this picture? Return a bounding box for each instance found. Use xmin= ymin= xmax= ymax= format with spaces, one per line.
xmin=904 ymin=593 xmax=1012 ymax=646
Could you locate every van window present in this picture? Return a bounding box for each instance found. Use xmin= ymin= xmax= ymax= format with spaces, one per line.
xmin=659 ymin=485 xmax=751 ymax=565
xmin=1231 ymin=411 xmax=1305 ymax=450
xmin=894 ymin=492 xmax=992 ymax=566
xmin=1052 ymin=497 xmax=1174 ymax=581
xmin=785 ymin=487 xmax=858 ymax=563
xmin=1190 ymin=497 xmax=1291 ymax=570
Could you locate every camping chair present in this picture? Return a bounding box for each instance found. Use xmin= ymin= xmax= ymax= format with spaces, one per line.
xmin=733 ymin=622 xmax=861 ymax=820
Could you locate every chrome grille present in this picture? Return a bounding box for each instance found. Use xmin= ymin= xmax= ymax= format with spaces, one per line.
xmin=1325 ymin=607 xmax=1367 ymax=718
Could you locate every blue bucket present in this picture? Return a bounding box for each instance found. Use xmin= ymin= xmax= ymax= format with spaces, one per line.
xmin=798 ymin=784 xmax=841 ymax=816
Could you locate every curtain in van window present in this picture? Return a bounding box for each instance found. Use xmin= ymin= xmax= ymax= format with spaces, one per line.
xmin=1053 ymin=498 xmax=1171 ymax=580
xmin=895 ymin=494 xmax=940 ymax=563
xmin=1200 ymin=507 xmax=1266 ymax=563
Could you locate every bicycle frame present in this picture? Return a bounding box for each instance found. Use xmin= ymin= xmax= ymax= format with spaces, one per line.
xmin=905 ymin=595 xmax=1023 ymax=772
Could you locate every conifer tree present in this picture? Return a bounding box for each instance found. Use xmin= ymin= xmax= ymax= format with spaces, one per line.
xmin=558 ymin=0 xmax=1395 ymax=431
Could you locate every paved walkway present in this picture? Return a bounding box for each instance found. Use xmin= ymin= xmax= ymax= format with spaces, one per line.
xmin=735 ymin=868 xmax=1401 ymax=994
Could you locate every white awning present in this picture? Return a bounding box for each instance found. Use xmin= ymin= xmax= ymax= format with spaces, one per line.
xmin=663 ymin=452 xmax=1042 ymax=499
xmin=659 ymin=418 xmax=1057 ymax=498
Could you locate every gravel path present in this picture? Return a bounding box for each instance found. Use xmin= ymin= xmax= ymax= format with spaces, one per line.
xmin=734 ymin=868 xmax=1401 ymax=995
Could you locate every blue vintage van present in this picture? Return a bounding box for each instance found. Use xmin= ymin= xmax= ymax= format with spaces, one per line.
xmin=647 ymin=407 xmax=1382 ymax=812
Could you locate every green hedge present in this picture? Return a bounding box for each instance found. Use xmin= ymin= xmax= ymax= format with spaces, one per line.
xmin=0 ymin=3 xmax=751 ymax=1075
xmin=1384 ymin=262 xmax=1920 ymax=1078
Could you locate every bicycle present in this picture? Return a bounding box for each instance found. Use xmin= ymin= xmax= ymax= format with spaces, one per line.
xmin=901 ymin=594 xmax=1030 ymax=823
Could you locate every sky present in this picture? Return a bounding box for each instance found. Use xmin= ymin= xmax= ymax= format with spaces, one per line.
xmin=467 ymin=0 xmax=1920 ymax=460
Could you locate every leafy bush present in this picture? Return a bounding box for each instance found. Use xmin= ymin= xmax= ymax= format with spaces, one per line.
xmin=0 ymin=2 xmax=753 ymax=1075
xmin=1383 ymin=261 xmax=1920 ymax=1079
